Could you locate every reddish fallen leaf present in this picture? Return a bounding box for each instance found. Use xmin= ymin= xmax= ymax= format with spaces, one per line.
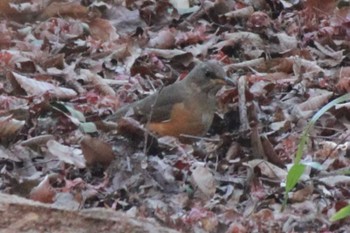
xmin=29 ymin=175 xmax=57 ymax=203
xmin=89 ymin=18 xmax=119 ymax=42
xmin=40 ymin=2 xmax=88 ymax=19
xmin=80 ymin=135 xmax=115 ymax=169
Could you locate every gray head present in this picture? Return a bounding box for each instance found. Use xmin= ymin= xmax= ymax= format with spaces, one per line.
xmin=184 ymin=61 xmax=230 ymax=94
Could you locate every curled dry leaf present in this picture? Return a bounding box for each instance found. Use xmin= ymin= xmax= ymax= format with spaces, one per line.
xmin=290 ymin=183 xmax=314 ymax=203
xmin=246 ymin=159 xmax=287 ymax=180
xmin=0 ymin=115 xmax=25 ymax=138
xmin=298 ymin=90 xmax=333 ymax=111
xmin=7 ymin=72 xmax=77 ymax=99
xmin=225 ymin=58 xmax=265 ymax=71
xmin=251 ymin=125 xmax=265 ymax=159
xmin=80 ymin=135 xmax=115 ymax=169
xmin=82 ymin=69 xmax=116 ymax=96
xmin=41 ymin=53 xmax=65 ymax=69
xmin=29 ymin=174 xmax=57 ymax=203
xmin=47 ymin=140 xmax=86 ymax=169
xmin=261 ymin=135 xmax=285 ymax=167
xmin=20 ymin=134 xmax=55 ymax=147
xmin=336 ymin=66 xmax=350 ymax=92
xmin=88 ymin=18 xmax=119 ymax=42
xmin=148 ymin=29 xmax=176 ymax=49
xmin=191 ymin=164 xmax=216 ymax=198
xmin=311 ymin=41 xmax=345 ymax=67
xmin=40 ymin=2 xmax=88 ymax=19
xmin=225 ymin=6 xmax=254 ymax=20
xmin=145 ymin=48 xmax=193 ymax=60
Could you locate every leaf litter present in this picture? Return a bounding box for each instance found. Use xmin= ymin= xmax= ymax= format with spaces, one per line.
xmin=1 ymin=0 xmax=350 ymax=232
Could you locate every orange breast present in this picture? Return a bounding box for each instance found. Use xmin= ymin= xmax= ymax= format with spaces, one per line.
xmin=146 ymin=102 xmax=211 ymax=137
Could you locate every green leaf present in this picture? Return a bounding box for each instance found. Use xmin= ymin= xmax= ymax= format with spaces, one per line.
xmin=64 ymin=105 xmax=86 ymax=122
xmin=79 ymin=122 xmax=97 ymax=133
xmin=283 ymin=93 xmax=350 ymax=211
xmin=301 ymin=161 xmax=323 ymax=170
xmin=331 ymin=205 xmax=350 ymax=221
xmin=51 ymin=102 xmax=86 ymax=122
xmin=285 ymin=163 xmax=306 ymax=193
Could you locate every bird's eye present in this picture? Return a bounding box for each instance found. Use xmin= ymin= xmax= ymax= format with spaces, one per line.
xmin=205 ymin=70 xmax=212 ymax=78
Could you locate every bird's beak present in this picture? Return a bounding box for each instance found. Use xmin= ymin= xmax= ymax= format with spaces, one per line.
xmin=224 ymin=76 xmax=235 ymax=86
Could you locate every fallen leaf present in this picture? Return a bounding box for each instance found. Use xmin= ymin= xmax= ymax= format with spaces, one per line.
xmin=191 ymin=164 xmax=216 ymax=198
xmin=47 ymin=140 xmax=86 ymax=168
xmin=80 ymin=135 xmax=115 ymax=169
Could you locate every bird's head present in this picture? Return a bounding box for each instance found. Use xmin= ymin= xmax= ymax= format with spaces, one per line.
xmin=185 ymin=61 xmax=233 ymax=95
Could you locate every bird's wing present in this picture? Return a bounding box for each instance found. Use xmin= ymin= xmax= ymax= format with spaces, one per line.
xmin=106 ymin=82 xmax=187 ymax=123
xmin=134 ymin=82 xmax=187 ymax=123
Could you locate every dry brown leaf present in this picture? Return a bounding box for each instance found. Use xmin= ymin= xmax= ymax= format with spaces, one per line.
xmin=336 ymin=66 xmax=350 ymax=92
xmin=266 ymin=58 xmax=294 ymax=73
xmin=261 ymin=135 xmax=284 ymax=167
xmin=29 ymin=175 xmax=57 ymax=204
xmin=246 ymin=159 xmax=287 ymax=180
xmin=47 ymin=140 xmax=86 ymax=168
xmin=41 ymin=53 xmax=65 ymax=69
xmin=89 ymin=18 xmax=119 ymax=42
xmin=80 ymin=135 xmax=115 ymax=169
xmin=40 ymin=2 xmax=88 ymax=19
xmin=8 ymin=72 xmax=77 ymax=99
xmin=251 ymin=125 xmax=265 ymax=159
xmin=225 ymin=6 xmax=254 ymax=20
xmin=290 ymin=183 xmax=314 ymax=203
xmin=80 ymin=69 xmax=115 ymax=96
xmin=298 ymin=90 xmax=333 ymax=111
xmin=20 ymin=135 xmax=55 ymax=147
xmin=305 ymin=0 xmax=337 ymax=15
xmin=0 ymin=115 xmax=25 ymax=138
xmin=145 ymin=48 xmax=192 ymax=60
xmin=0 ymin=0 xmax=15 ymax=15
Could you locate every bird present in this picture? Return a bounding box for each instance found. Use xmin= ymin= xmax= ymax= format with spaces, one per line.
xmin=106 ymin=61 xmax=232 ymax=140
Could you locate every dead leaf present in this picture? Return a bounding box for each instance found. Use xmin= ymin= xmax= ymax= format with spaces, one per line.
xmin=7 ymin=72 xmax=77 ymax=99
xmin=290 ymin=183 xmax=314 ymax=203
xmin=298 ymin=90 xmax=333 ymax=112
xmin=47 ymin=140 xmax=86 ymax=169
xmin=0 ymin=115 xmax=25 ymax=138
xmin=246 ymin=159 xmax=287 ymax=180
xmin=40 ymin=2 xmax=88 ymax=19
xmin=29 ymin=175 xmax=57 ymax=203
xmin=80 ymin=135 xmax=115 ymax=169
xmin=191 ymin=164 xmax=216 ymax=198
xmin=89 ymin=18 xmax=119 ymax=42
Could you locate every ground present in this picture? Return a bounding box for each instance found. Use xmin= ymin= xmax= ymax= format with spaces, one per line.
xmin=1 ymin=0 xmax=350 ymax=232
